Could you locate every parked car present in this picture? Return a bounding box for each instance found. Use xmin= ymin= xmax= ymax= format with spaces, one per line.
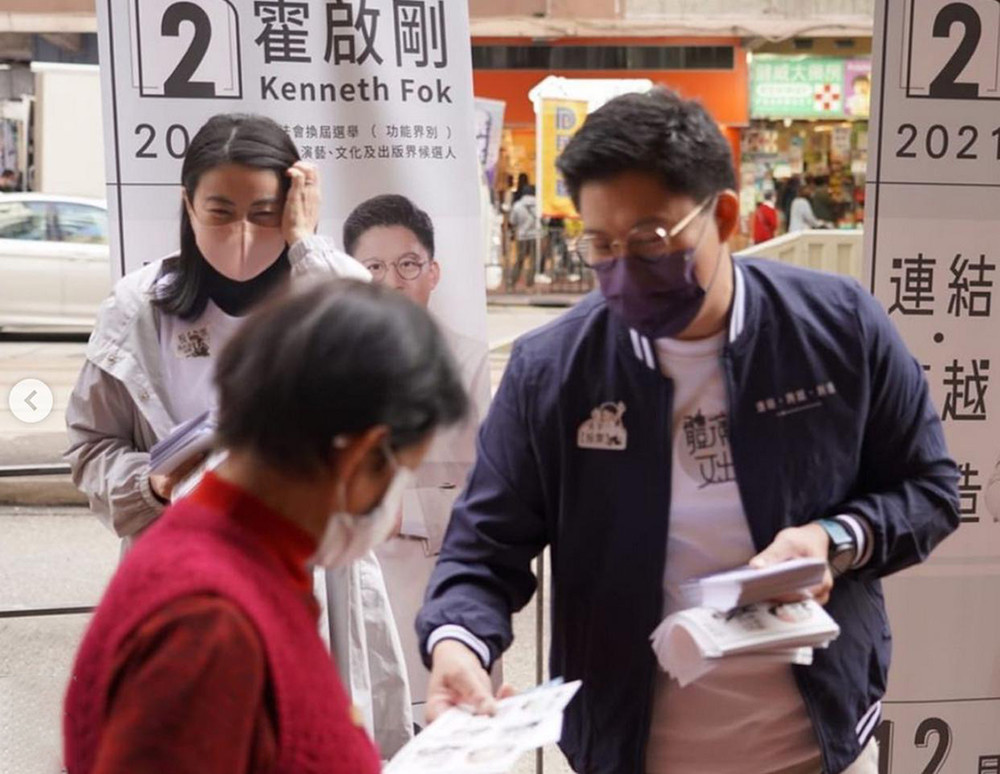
xmin=0 ymin=193 xmax=111 ymax=330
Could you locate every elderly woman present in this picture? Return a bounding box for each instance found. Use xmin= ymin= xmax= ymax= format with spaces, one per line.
xmin=64 ymin=279 xmax=468 ymax=773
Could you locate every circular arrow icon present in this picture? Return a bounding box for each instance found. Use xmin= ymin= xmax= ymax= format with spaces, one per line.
xmin=8 ymin=378 xmax=55 ymax=425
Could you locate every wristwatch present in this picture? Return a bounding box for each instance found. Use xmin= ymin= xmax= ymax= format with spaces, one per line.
xmin=817 ymin=518 xmax=857 ymax=577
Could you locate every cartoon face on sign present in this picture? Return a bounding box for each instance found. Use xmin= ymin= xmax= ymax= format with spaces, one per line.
xmin=577 ymin=402 xmax=628 ymax=451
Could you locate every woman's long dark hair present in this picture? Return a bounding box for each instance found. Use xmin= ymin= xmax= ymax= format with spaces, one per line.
xmin=153 ymin=113 xmax=300 ymax=320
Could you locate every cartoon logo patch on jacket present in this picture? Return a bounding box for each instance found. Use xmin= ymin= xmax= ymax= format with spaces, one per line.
xmin=577 ymin=402 xmax=628 ymax=451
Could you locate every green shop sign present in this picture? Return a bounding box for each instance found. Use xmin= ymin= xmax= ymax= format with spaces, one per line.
xmin=750 ymin=56 xmax=869 ymax=119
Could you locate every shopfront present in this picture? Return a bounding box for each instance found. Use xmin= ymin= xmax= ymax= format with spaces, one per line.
xmin=472 ymin=37 xmax=750 ymax=204
xmin=743 ymin=54 xmax=872 ymax=230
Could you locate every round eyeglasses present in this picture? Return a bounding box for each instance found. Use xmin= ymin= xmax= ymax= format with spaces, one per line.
xmin=363 ymin=254 xmax=432 ymax=282
xmin=575 ymin=196 xmax=714 ymax=268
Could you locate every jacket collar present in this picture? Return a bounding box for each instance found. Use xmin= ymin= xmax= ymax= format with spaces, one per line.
xmin=628 ymin=262 xmax=748 ymax=370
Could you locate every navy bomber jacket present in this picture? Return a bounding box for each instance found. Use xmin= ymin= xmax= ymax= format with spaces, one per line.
xmin=417 ymin=258 xmax=960 ymax=774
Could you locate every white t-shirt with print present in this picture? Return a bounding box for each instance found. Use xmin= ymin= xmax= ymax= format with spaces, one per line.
xmin=644 ymin=331 xmax=822 ymax=774
xmin=158 ymin=300 xmax=243 ymax=423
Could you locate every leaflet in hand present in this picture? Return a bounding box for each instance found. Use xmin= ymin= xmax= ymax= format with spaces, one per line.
xmin=384 ymin=679 xmax=581 ymax=774
xmin=679 ymin=557 xmax=828 ymax=610
xmin=149 ymin=411 xmax=217 ymax=477
xmin=651 ymin=599 xmax=840 ymax=687
xmin=654 ymin=558 xmax=839 ymax=687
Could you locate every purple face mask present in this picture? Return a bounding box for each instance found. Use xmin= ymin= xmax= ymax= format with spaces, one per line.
xmin=593 ymin=201 xmax=719 ymax=340
xmin=595 ymin=245 xmax=706 ymax=339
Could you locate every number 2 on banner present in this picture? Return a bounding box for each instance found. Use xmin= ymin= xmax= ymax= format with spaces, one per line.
xmin=131 ymin=0 xmax=243 ymax=100
xmin=904 ymin=0 xmax=1000 ymax=100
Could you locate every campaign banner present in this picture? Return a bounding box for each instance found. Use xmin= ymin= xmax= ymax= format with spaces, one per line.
xmin=537 ymin=97 xmax=587 ymax=218
xmin=866 ymin=0 xmax=1000 ymax=770
xmin=97 ymin=0 xmax=490 ymax=728
xmin=474 ymin=97 xmax=505 ymax=184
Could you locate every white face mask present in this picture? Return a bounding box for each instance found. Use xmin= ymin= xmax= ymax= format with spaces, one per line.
xmin=312 ymin=444 xmax=414 ymax=570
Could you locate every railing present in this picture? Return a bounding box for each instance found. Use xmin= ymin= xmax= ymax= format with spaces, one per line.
xmin=738 ymin=229 xmax=865 ymax=281
xmin=0 ymin=464 xmax=71 ymax=477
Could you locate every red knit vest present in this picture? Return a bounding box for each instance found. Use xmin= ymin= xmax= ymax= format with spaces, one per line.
xmin=63 ymin=495 xmax=381 ymax=774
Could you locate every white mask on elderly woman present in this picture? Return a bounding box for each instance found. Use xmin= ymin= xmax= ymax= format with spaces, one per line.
xmin=311 ymin=441 xmax=414 ymax=570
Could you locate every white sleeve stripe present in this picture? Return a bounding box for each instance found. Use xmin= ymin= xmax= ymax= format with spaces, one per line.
xmin=426 ymin=625 xmax=492 ymax=670
xmin=856 ymin=700 xmax=882 ymax=744
xmin=855 ymin=698 xmax=881 ymax=735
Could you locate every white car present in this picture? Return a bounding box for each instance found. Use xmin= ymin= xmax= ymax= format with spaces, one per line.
xmin=0 ymin=193 xmax=111 ymax=330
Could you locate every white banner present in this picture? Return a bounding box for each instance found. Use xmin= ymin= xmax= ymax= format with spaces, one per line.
xmin=96 ymin=0 xmax=487 ymax=340
xmin=474 ymin=97 xmax=505 ymax=185
xmin=96 ymin=0 xmax=490 ymax=724
xmin=867 ymin=1 xmax=1000 ymax=770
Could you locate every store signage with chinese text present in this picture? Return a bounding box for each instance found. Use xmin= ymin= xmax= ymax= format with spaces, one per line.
xmin=750 ymin=55 xmax=871 ymax=120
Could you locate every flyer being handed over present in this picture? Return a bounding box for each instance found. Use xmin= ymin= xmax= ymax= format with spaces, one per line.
xmin=384 ymin=680 xmax=581 ymax=774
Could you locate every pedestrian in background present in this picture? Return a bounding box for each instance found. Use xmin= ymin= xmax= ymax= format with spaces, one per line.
xmin=508 ymin=184 xmax=540 ymax=290
xmin=752 ymin=190 xmax=778 ymax=244
xmin=788 ymin=181 xmax=830 ymax=232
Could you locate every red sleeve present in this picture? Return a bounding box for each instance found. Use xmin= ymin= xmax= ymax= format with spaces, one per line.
xmin=767 ymin=207 xmax=778 ymax=230
xmin=92 ymin=595 xmax=277 ymax=774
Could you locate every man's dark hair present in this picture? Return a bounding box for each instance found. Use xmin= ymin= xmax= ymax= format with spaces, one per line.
xmin=215 ymin=279 xmax=467 ymax=478
xmin=556 ymin=87 xmax=737 ymax=207
xmin=342 ymin=194 xmax=435 ymax=258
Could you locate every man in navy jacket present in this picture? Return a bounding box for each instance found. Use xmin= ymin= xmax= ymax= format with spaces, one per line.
xmin=416 ymin=89 xmax=959 ymax=774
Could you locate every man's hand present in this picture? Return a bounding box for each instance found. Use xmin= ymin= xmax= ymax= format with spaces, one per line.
xmin=749 ymin=524 xmax=833 ymax=604
xmin=283 ymin=161 xmax=320 ymax=246
xmin=426 ymin=639 xmax=514 ymax=723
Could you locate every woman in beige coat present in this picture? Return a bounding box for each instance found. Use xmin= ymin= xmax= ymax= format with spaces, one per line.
xmin=64 ymin=112 xmax=414 ymax=757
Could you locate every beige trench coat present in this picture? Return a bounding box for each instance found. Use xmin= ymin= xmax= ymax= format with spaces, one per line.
xmin=64 ymin=237 xmax=414 ymax=756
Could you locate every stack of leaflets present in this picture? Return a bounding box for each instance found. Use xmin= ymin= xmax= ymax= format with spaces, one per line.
xmin=149 ymin=411 xmax=217 ymax=477
xmin=651 ymin=558 xmax=840 ymax=687
xmin=384 ymin=680 xmax=581 ymax=774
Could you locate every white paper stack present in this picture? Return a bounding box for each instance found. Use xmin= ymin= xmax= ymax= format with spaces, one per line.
xmin=679 ymin=557 xmax=828 ymax=610
xmin=384 ymin=680 xmax=581 ymax=774
xmin=653 ymin=559 xmax=840 ymax=687
xmin=149 ymin=411 xmax=217 ymax=476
